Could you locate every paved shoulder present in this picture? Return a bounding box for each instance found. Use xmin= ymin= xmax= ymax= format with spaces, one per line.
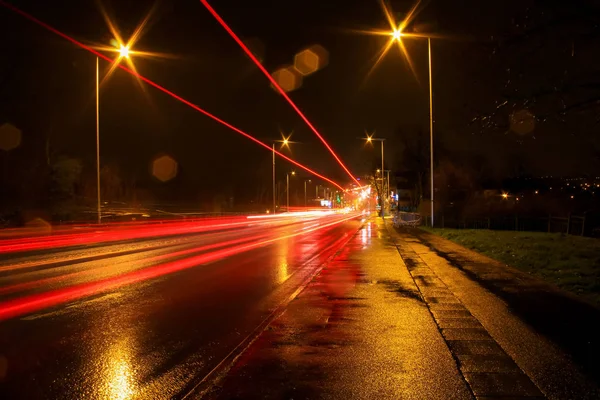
xmin=205 ymin=219 xmax=471 ymax=399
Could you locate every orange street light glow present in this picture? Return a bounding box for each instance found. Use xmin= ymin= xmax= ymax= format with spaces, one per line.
xmin=351 ymin=0 xmax=432 ymax=81
xmin=119 ymin=44 xmax=130 ymax=58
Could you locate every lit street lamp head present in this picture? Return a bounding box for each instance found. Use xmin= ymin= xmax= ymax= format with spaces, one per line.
xmin=392 ymin=29 xmax=402 ymax=40
xmin=291 ymin=171 xmax=296 ymax=176
xmin=119 ymin=44 xmax=130 ymax=58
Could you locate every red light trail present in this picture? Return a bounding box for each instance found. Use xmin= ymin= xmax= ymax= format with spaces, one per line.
xmin=0 ymin=212 xmax=330 ymax=255
xmin=198 ymin=0 xmax=361 ymax=187
xmin=0 ymin=212 xmax=360 ymax=321
xmin=0 ymin=233 xmax=270 ymax=296
xmin=0 ymin=216 xmax=254 ymax=254
xmin=0 ymin=1 xmax=344 ymax=191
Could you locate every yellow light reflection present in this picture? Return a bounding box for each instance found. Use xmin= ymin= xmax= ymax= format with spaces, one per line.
xmin=277 ymin=260 xmax=289 ymax=284
xmin=101 ymin=340 xmax=136 ymax=400
xmin=275 ymin=241 xmax=290 ymax=284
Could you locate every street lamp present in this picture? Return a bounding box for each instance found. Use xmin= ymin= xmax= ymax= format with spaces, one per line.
xmin=271 ymin=133 xmax=294 ymax=213
xmin=387 ymin=26 xmax=435 ymax=226
xmin=118 ymin=45 xmax=130 ymax=58
xmin=304 ymin=179 xmax=312 ymax=207
xmin=360 ymin=134 xmax=386 ymax=217
xmin=96 ymin=41 xmax=131 ymax=224
xmin=359 ymin=2 xmax=437 ymax=225
xmin=287 ymin=171 xmax=296 ymax=211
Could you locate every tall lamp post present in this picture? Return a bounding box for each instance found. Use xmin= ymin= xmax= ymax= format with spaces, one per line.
xmin=359 ymin=1 xmax=437 ymax=225
xmin=96 ymin=57 xmax=101 ymax=224
xmin=96 ymin=43 xmax=131 ymax=224
xmin=272 ymin=143 xmax=276 ymax=213
xmin=388 ymin=31 xmax=435 ymax=225
xmin=286 ymin=171 xmax=296 ymax=211
xmin=361 ymin=134 xmax=386 ymax=217
xmin=271 ymin=135 xmax=293 ymax=213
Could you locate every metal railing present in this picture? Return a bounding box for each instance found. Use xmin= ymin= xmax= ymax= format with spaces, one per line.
xmin=393 ymin=212 xmax=422 ymax=228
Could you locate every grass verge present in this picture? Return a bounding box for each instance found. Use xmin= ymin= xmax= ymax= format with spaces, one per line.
xmin=421 ymin=228 xmax=600 ymax=306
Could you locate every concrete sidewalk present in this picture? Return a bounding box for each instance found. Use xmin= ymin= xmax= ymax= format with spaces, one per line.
xmin=203 ymin=218 xmax=599 ymax=399
xmin=395 ymin=226 xmax=600 ymax=399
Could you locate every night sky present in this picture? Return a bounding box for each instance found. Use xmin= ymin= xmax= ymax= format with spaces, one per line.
xmin=1 ymin=0 xmax=599 ymax=202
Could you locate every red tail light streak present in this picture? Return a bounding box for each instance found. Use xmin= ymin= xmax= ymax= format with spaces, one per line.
xmin=0 ymin=233 xmax=271 ymax=296
xmin=0 ymin=212 xmax=360 ymax=321
xmin=0 ymin=213 xmax=332 ymax=255
xmin=198 ymin=0 xmax=361 ymax=187
xmin=0 ymin=217 xmax=254 ymax=254
xmin=0 ymin=1 xmax=344 ymax=191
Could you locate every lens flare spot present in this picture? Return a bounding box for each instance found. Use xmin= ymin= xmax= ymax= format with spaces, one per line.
xmin=294 ymin=44 xmax=329 ymax=76
xmin=151 ymin=155 xmax=178 ymax=182
xmin=510 ymin=109 xmax=535 ymax=135
xmin=0 ymin=123 xmax=22 ymax=151
xmin=271 ymin=66 xmax=302 ymax=93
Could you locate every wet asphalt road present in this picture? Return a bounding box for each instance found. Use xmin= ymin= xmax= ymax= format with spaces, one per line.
xmin=0 ymin=213 xmax=363 ymax=399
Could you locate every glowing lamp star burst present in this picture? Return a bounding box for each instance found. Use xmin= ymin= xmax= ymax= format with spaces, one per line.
xmin=352 ymin=0 xmax=429 ymax=80
xmin=119 ymin=44 xmax=130 ymax=58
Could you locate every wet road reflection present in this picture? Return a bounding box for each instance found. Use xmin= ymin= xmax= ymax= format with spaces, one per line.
xmin=102 ymin=338 xmax=136 ymax=400
xmin=0 ymin=213 xmax=363 ymax=399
